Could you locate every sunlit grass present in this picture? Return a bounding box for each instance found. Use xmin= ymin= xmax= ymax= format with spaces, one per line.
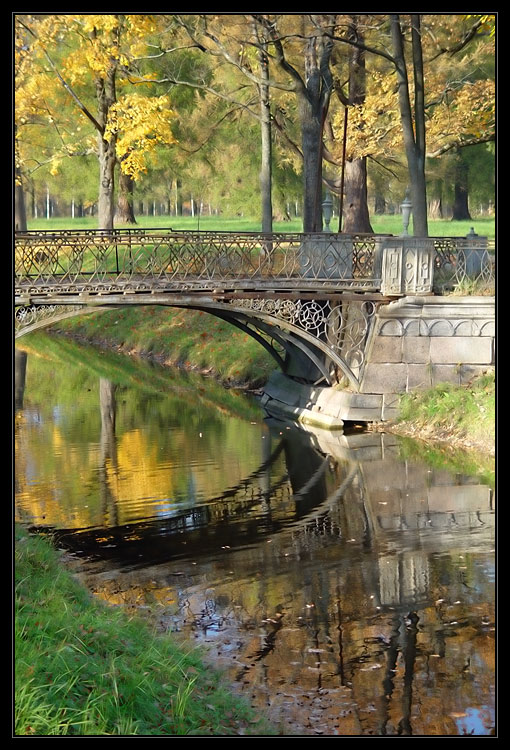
xmin=397 ymin=372 xmax=495 ymax=456
xmin=26 ymin=213 xmax=496 ymax=240
xmin=14 ymin=525 xmax=273 ymax=736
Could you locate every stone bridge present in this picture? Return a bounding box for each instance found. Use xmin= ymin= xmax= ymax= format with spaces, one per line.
xmin=15 ymin=228 xmax=494 ymax=422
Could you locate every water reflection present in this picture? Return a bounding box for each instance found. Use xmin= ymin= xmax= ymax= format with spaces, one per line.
xmin=14 ymin=339 xmax=495 ymax=736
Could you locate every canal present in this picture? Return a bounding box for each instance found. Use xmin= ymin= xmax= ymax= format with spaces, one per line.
xmin=14 ymin=333 xmax=495 ymax=736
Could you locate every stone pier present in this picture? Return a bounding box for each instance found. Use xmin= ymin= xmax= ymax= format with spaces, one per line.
xmin=261 ymin=295 xmax=495 ymax=427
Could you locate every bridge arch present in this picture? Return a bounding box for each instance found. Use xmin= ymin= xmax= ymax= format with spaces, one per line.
xmin=15 ymin=298 xmax=366 ymax=389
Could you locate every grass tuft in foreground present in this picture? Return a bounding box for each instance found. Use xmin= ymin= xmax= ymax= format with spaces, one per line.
xmin=14 ymin=526 xmax=273 ymax=736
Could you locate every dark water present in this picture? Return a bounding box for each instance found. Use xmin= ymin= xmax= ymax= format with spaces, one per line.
xmin=15 ymin=334 xmax=496 ymax=736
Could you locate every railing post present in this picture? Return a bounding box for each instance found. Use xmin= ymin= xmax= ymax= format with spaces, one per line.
xmin=381 ymin=238 xmax=435 ymax=296
xmin=462 ymin=229 xmax=488 ymax=277
xmin=373 ymin=237 xmax=385 ymax=283
xmin=115 ymin=230 xmax=120 ymax=275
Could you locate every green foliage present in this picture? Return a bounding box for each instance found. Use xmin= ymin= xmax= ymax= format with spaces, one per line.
xmin=16 ymin=14 xmax=495 ymax=228
xmin=15 ymin=525 xmax=273 ymax=735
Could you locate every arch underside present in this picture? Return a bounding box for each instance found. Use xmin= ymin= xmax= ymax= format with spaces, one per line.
xmin=15 ymin=297 xmax=376 ymax=390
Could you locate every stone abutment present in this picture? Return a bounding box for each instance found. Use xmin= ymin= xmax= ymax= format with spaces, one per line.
xmin=261 ymin=295 xmax=495 ymax=427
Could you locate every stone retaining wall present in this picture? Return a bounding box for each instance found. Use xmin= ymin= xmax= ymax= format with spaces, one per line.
xmin=360 ymin=296 xmax=494 ymax=420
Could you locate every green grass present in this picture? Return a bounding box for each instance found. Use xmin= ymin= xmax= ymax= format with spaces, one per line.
xmin=14 ymin=525 xmax=273 ymax=736
xmin=397 ymin=372 xmax=495 ymax=455
xmin=52 ymin=306 xmax=275 ymax=387
xmin=26 ymin=213 xmax=496 ymax=240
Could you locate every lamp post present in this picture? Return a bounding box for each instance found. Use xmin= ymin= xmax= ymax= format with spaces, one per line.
xmin=322 ymin=192 xmax=333 ymax=232
xmin=400 ymin=189 xmax=412 ymax=236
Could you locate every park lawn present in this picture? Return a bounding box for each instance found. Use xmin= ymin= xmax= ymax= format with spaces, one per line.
xmin=26 ymin=214 xmax=496 ymax=241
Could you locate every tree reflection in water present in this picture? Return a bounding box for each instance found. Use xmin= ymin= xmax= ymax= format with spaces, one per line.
xmin=15 ymin=340 xmax=495 ymax=736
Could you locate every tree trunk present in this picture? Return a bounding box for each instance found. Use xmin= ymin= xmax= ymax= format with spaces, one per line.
xmin=15 ymin=128 xmax=27 ymax=229
xmin=342 ymin=19 xmax=373 ymax=234
xmin=257 ymin=14 xmax=334 ymax=232
xmin=342 ymin=17 xmax=373 ymax=234
xmin=301 ymin=27 xmax=335 ymax=232
xmin=15 ymin=170 xmax=27 ymax=231
xmin=390 ymin=14 xmax=428 ymax=237
xmin=452 ymin=151 xmax=472 ymax=220
xmin=343 ymin=159 xmax=373 ymax=233
xmin=95 ymin=64 xmax=117 ymax=230
xmin=374 ymin=191 xmax=386 ymax=214
xmin=115 ymin=170 xmax=137 ymax=224
xmin=97 ymin=134 xmax=116 ymax=230
xmin=259 ymin=58 xmax=273 ymax=232
xmin=428 ymin=179 xmax=443 ymax=218
xmin=301 ymin=103 xmax=324 ymax=232
xmin=428 ymin=198 xmax=443 ymax=219
xmin=254 ymin=21 xmax=273 ymax=233
xmin=174 ymin=179 xmax=183 ymax=215
xmin=410 ymin=15 xmax=428 ymax=236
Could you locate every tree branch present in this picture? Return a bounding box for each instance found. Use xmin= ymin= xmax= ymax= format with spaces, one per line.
xmin=17 ymin=19 xmax=104 ymax=134
xmin=426 ymin=17 xmax=484 ymax=62
xmin=427 ymin=134 xmax=495 ymax=158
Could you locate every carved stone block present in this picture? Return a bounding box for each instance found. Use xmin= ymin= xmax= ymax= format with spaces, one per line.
xmin=381 ymin=240 xmax=435 ymax=295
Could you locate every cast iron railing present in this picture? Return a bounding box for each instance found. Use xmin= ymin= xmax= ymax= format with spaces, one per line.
xmin=14 ymin=228 xmax=494 ymax=298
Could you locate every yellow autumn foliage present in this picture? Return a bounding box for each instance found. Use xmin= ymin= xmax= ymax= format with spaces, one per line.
xmin=15 ymin=14 xmax=177 ymax=180
xmin=104 ymin=94 xmax=178 ymax=179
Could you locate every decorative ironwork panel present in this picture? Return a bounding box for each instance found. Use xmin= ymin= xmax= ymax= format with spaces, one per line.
xmin=15 ymin=304 xmax=86 ymax=335
xmin=232 ymin=297 xmax=376 ymax=380
xmin=432 ymin=236 xmax=494 ymax=291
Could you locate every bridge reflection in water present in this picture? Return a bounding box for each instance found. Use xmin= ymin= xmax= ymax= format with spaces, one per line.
xmin=43 ymin=423 xmax=494 ymax=589
xmin=63 ymin=424 xmax=494 ymax=736
xmin=15 ymin=339 xmax=494 ymax=735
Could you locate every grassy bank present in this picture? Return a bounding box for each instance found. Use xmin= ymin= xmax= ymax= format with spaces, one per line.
xmin=391 ymin=372 xmax=495 ymax=457
xmin=52 ymin=306 xmax=275 ymax=388
xmin=14 ymin=525 xmax=273 ymax=736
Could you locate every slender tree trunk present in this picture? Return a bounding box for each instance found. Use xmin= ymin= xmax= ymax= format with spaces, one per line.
xmin=253 ymin=20 xmax=273 ymax=233
xmin=411 ymin=14 xmax=428 ymax=236
xmin=115 ymin=170 xmax=137 ymax=224
xmin=259 ymin=48 xmax=273 ymax=233
xmin=15 ymin=169 xmax=27 ymax=231
xmin=15 ymin=129 xmax=27 ymax=230
xmin=390 ymin=14 xmax=428 ymax=236
xmin=452 ymin=150 xmax=472 ymax=220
